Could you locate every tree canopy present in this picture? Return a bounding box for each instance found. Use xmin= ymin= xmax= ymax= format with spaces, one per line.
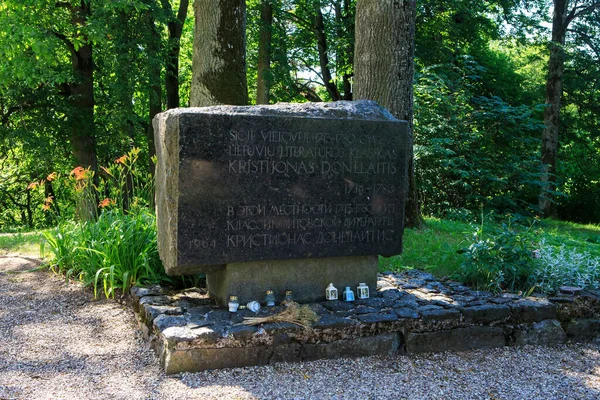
xmin=1 ymin=0 xmax=599 ymax=230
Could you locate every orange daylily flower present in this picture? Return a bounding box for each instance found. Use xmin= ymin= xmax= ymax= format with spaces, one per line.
xmin=46 ymin=172 xmax=57 ymax=181
xmin=115 ymin=155 xmax=127 ymax=164
xmin=44 ymin=196 xmax=54 ymax=204
xmin=70 ymin=166 xmax=88 ymax=181
xmin=99 ymin=198 xmax=115 ymax=208
xmin=42 ymin=204 xmax=51 ymax=211
xmin=27 ymin=181 xmax=39 ymax=190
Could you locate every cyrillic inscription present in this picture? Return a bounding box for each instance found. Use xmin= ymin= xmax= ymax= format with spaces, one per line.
xmin=177 ymin=114 xmax=409 ymax=266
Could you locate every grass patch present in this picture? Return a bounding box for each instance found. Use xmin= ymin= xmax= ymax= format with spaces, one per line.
xmin=0 ymin=231 xmax=47 ymax=257
xmin=537 ymin=219 xmax=600 ymax=258
xmin=380 ymin=217 xmax=600 ymax=293
xmin=379 ymin=217 xmax=471 ymax=277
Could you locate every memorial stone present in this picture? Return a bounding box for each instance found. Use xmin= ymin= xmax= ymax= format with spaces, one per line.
xmin=154 ymin=101 xmax=409 ymax=304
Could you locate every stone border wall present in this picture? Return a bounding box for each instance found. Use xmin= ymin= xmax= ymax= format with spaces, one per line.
xmin=131 ymin=271 xmax=600 ymax=374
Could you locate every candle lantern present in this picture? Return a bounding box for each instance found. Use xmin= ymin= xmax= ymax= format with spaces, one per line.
xmin=325 ymin=283 xmax=338 ymax=300
xmin=282 ymin=290 xmax=294 ymax=306
xmin=228 ymin=295 xmax=240 ymax=312
xmin=343 ymin=286 xmax=355 ymax=302
xmin=357 ymin=283 xmax=370 ymax=299
xmin=264 ymin=290 xmax=276 ymax=307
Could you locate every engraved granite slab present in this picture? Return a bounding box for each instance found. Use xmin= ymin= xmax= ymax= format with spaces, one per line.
xmin=154 ymin=101 xmax=410 ymax=274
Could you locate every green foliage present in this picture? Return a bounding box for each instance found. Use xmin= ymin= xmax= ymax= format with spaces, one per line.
xmin=382 ymin=216 xmax=600 ymax=295
xmin=1 ymin=0 xmax=600 ymax=230
xmin=246 ymin=0 xmax=355 ymax=103
xmin=43 ymin=148 xmax=166 ymax=298
xmin=457 ymin=217 xmax=538 ymax=293
xmin=44 ymin=208 xmax=166 ymax=298
xmin=532 ymin=240 xmax=600 ymax=293
xmin=414 ymin=56 xmax=545 ymax=218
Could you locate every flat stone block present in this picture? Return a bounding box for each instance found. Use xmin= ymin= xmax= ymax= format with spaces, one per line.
xmin=153 ymin=102 xmax=409 ymax=275
xmin=142 ymin=304 xmax=183 ymax=323
xmin=227 ymin=325 xmax=259 ymax=340
xmin=161 ymin=332 xmax=401 ymax=374
xmin=511 ymin=299 xmax=557 ymax=322
xmin=460 ymin=304 xmax=511 ymax=324
xmin=405 ymin=327 xmax=505 ymax=354
xmin=314 ymin=314 xmax=357 ymax=329
xmin=513 ymin=319 xmax=567 ymax=346
xmin=420 ymin=308 xmax=460 ymax=322
xmin=206 ymin=255 xmax=378 ymax=305
xmin=154 ymin=314 xmax=188 ymax=332
xmin=395 ymin=308 xmax=419 ymax=319
xmin=566 ymin=319 xmax=600 ymax=341
xmin=356 ymin=312 xmax=398 ymax=324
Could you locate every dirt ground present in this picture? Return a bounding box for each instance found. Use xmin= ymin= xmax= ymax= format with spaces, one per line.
xmin=1 ymin=255 xmax=599 ymax=400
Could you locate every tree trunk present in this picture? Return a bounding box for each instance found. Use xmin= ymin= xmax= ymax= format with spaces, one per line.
xmin=539 ymin=0 xmax=568 ymax=216
xmin=353 ymin=0 xmax=423 ymax=228
xmin=334 ymin=0 xmax=353 ymax=100
xmin=68 ymin=2 xmax=97 ymax=221
xmin=165 ymin=0 xmax=189 ymax=110
xmin=256 ymin=0 xmax=273 ymax=105
xmin=191 ymin=0 xmax=248 ymax=106
xmin=68 ymin=5 xmax=96 ymax=172
xmin=147 ymin=10 xmax=162 ymax=172
xmin=314 ymin=0 xmax=341 ymax=101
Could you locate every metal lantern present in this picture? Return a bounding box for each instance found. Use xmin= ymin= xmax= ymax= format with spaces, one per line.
xmin=325 ymin=283 xmax=338 ymax=300
xmin=343 ymin=286 xmax=355 ymax=302
xmin=357 ymin=283 xmax=370 ymax=299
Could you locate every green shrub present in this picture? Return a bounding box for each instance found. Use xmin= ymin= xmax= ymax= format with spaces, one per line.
xmin=44 ymin=209 xmax=167 ymax=298
xmin=456 ymin=219 xmax=538 ymax=293
xmin=531 ymin=241 xmax=600 ymax=293
xmin=42 ymin=148 xmax=169 ymax=298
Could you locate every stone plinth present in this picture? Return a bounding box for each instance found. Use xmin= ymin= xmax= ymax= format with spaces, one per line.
xmin=206 ymin=255 xmax=378 ymax=304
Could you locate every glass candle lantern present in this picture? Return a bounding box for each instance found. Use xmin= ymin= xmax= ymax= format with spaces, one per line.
xmin=282 ymin=290 xmax=293 ymax=306
xmin=357 ymin=283 xmax=370 ymax=299
xmin=264 ymin=290 xmax=276 ymax=307
xmin=343 ymin=286 xmax=355 ymax=302
xmin=228 ymin=295 xmax=240 ymax=312
xmin=325 ymin=283 xmax=338 ymax=300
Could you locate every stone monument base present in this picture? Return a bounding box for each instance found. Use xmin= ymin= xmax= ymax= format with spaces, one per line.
xmin=206 ymin=256 xmax=378 ymax=306
xmin=130 ymin=269 xmax=598 ymax=374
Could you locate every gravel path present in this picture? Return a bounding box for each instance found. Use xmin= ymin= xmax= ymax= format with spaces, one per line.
xmin=1 ymin=255 xmax=599 ymax=400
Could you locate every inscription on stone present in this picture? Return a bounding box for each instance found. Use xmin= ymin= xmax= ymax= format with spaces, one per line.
xmin=176 ymin=113 xmax=409 ymax=267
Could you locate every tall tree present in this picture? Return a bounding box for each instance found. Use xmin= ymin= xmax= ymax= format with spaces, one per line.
xmin=256 ymin=0 xmax=273 ymax=104
xmin=163 ymin=0 xmax=190 ymax=109
xmin=190 ymin=0 xmax=248 ymax=106
xmin=333 ymin=0 xmax=354 ymax=100
xmin=354 ymin=0 xmax=423 ymax=228
xmin=539 ymin=0 xmax=600 ymax=215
